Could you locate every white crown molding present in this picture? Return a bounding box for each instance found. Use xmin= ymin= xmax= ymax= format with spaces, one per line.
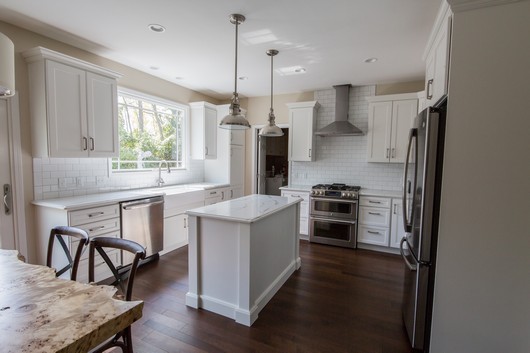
xmin=448 ymin=0 xmax=521 ymax=13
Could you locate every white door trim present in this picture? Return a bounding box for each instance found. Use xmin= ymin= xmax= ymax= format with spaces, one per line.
xmin=250 ymin=123 xmax=289 ymax=194
xmin=3 ymin=94 xmax=28 ymax=257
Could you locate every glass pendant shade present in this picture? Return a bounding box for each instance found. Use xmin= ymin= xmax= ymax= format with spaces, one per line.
xmin=0 ymin=32 xmax=15 ymax=97
xmin=219 ymin=14 xmax=251 ymax=130
xmin=259 ymin=49 xmax=283 ymax=137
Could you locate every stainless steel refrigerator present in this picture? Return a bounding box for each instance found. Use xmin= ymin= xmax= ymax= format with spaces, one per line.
xmin=400 ymin=98 xmax=446 ymax=352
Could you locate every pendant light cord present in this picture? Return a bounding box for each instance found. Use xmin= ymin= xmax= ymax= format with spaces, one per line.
xmin=234 ymin=20 xmax=239 ymax=95
xmin=270 ymin=53 xmax=273 ymax=114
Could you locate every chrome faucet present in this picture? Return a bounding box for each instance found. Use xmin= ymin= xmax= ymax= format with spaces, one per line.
xmin=157 ymin=160 xmax=170 ymax=187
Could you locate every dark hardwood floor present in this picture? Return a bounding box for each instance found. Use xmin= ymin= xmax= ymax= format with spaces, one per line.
xmin=126 ymin=241 xmax=413 ymax=353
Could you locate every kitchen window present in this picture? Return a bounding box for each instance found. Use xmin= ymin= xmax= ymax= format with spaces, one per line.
xmin=112 ymin=88 xmax=187 ymax=171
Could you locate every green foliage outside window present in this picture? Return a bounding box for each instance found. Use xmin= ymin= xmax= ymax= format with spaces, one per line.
xmin=113 ymin=92 xmax=185 ymax=171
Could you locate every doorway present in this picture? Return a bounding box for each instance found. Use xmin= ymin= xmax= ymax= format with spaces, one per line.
xmin=254 ymin=126 xmax=289 ymax=195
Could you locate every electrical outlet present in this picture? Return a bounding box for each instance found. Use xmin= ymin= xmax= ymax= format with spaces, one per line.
xmin=76 ymin=177 xmax=84 ymax=187
xmin=58 ymin=178 xmax=67 ymax=189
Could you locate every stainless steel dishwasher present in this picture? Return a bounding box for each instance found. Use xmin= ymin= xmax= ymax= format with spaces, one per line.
xmin=120 ymin=196 xmax=164 ymax=266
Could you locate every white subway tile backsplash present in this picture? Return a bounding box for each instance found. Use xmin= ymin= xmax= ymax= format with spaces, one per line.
xmin=33 ymin=157 xmax=205 ymax=200
xmin=290 ymin=86 xmax=403 ymax=191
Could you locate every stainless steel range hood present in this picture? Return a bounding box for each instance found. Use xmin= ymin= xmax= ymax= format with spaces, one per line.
xmin=315 ymin=84 xmax=364 ymax=136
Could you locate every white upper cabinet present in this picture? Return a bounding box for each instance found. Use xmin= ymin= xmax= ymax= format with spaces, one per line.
xmin=287 ymin=101 xmax=320 ymax=162
xmin=423 ymin=1 xmax=452 ymax=105
xmin=203 ymin=104 xmax=246 ymax=190
xmin=190 ymin=101 xmax=217 ymax=160
xmin=366 ymin=93 xmax=419 ymax=163
xmin=23 ymin=47 xmax=121 ymax=158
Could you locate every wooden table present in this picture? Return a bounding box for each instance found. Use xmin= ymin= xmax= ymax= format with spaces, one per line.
xmin=0 ymin=249 xmax=143 ymax=353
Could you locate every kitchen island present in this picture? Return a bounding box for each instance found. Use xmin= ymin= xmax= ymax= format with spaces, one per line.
xmin=185 ymin=194 xmax=302 ymax=326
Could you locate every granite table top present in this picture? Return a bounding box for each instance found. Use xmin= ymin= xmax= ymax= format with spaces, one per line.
xmin=0 ymin=249 xmax=143 ymax=353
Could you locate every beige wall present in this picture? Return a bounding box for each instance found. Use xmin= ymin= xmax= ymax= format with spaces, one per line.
xmin=0 ymin=20 xmax=220 ymax=263
xmin=430 ymin=2 xmax=530 ymax=352
xmin=242 ymin=91 xmax=314 ymax=194
xmin=375 ymin=80 xmax=424 ymax=95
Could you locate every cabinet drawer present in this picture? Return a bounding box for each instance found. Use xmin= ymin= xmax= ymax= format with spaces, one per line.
xmin=299 ymin=216 xmax=308 ymax=236
xmin=359 ymin=207 xmax=390 ymax=227
xmin=359 ymin=197 xmax=391 ymax=208
xmin=71 ymin=230 xmax=121 ymax=261
xmin=76 ymin=248 xmax=121 ymax=284
xmin=69 ymin=204 xmax=120 ymax=226
xmin=358 ymin=225 xmax=389 ymax=246
xmin=76 ymin=218 xmax=120 ymax=237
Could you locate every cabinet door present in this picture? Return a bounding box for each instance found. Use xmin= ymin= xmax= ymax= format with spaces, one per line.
xmin=164 ymin=213 xmax=188 ymax=251
xmin=46 ymin=60 xmax=88 ymax=157
xmin=229 ymin=145 xmax=244 ymax=186
xmin=367 ymin=101 xmax=392 ymax=162
xmin=86 ymin=72 xmax=119 ymax=157
xmin=204 ymin=105 xmax=217 ymax=159
xmin=426 ymin=14 xmax=451 ymax=104
xmin=289 ymin=107 xmax=314 ymax=161
xmin=390 ymin=99 xmax=417 ymax=163
xmin=390 ymin=199 xmax=406 ymax=249
xmin=230 ymin=130 xmax=245 ymax=146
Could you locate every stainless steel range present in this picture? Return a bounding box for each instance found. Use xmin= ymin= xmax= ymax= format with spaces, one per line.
xmin=309 ymin=183 xmax=360 ymax=248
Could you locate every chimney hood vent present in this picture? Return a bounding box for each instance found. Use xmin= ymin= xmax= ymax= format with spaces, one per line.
xmin=315 ymin=84 xmax=363 ymax=136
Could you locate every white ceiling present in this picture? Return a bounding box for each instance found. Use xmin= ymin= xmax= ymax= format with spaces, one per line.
xmin=0 ymin=0 xmax=441 ymax=100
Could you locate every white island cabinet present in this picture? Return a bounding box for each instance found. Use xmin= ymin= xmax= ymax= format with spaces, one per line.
xmin=185 ymin=194 xmax=302 ymax=326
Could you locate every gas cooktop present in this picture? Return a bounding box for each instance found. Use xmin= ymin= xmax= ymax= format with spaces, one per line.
xmin=310 ymin=183 xmax=361 ymax=199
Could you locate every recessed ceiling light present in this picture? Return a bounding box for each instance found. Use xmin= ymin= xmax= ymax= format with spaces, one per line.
xmin=175 ymin=77 xmax=183 ymax=80
xmin=148 ymin=24 xmax=166 ymax=33
xmin=150 ymin=66 xmax=159 ymax=70
xmin=364 ymin=57 xmax=378 ymax=63
xmin=238 ymin=76 xmax=248 ymax=80
xmin=294 ymin=67 xmax=306 ymax=73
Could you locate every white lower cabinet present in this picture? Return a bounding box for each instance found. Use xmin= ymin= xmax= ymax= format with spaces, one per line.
xmin=358 ymin=196 xmax=391 ymax=246
xmin=162 ymin=190 xmax=204 ymax=254
xmin=390 ymin=198 xmax=406 ymax=249
xmin=358 ymin=195 xmax=407 ymax=253
xmin=34 ymin=203 xmax=122 ymax=283
xmin=280 ymin=189 xmax=310 ymax=239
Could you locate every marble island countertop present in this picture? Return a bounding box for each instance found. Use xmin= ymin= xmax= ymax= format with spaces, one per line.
xmin=187 ymin=194 xmax=302 ymax=224
xmin=32 ymin=182 xmax=230 ymax=210
xmin=0 ymin=249 xmax=143 ymax=353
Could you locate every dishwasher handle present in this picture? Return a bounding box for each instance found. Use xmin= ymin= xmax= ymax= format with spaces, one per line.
xmin=121 ymin=197 xmax=164 ymax=210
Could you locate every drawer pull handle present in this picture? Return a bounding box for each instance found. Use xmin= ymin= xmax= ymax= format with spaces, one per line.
xmin=88 ymin=212 xmax=105 ymax=218
xmin=368 ymin=201 xmax=381 ymax=204
xmin=88 ymin=226 xmax=105 ymax=232
xmin=209 ymin=191 xmax=217 ymax=195
xmin=368 ymin=212 xmax=382 ymax=216
xmin=367 ymin=231 xmax=381 ymax=235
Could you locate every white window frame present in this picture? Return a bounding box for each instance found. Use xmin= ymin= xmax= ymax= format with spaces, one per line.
xmin=113 ymin=87 xmax=190 ymax=173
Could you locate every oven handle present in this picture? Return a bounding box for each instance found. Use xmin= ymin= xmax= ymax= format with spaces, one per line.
xmin=310 ymin=216 xmax=357 ymax=225
xmin=310 ymin=197 xmax=358 ymax=204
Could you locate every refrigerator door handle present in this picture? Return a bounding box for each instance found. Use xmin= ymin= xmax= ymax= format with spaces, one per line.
xmin=402 ymin=128 xmax=418 ymax=233
xmin=400 ymin=237 xmax=417 ymax=271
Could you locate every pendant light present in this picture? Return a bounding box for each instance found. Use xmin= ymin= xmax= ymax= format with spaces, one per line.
xmin=219 ymin=14 xmax=250 ymax=130
xmin=259 ymin=49 xmax=284 ymax=137
xmin=0 ymin=32 xmax=15 ymax=97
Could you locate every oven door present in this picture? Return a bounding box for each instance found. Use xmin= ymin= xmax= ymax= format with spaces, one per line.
xmin=309 ymin=216 xmax=357 ymax=248
xmin=310 ymin=197 xmax=357 ymax=220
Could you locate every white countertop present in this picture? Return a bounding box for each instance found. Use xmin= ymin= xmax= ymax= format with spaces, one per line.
xmin=279 ymin=184 xmax=312 ymax=192
xmin=32 ymin=183 xmax=229 ymax=210
xmin=359 ymin=189 xmax=402 ymax=198
xmin=186 ymin=194 xmax=302 ymax=224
